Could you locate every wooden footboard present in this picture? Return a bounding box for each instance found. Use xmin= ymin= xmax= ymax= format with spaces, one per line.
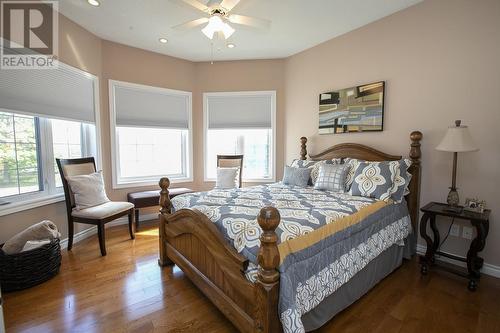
xmin=158 ymin=178 xmax=281 ymax=333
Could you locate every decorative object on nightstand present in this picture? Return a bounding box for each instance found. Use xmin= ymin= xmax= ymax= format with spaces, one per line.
xmin=436 ymin=120 xmax=479 ymax=213
xmin=464 ymin=198 xmax=486 ymax=214
xmin=419 ymin=202 xmax=490 ymax=291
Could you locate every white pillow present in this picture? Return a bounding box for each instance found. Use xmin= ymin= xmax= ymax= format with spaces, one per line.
xmin=215 ymin=167 xmax=240 ymax=189
xmin=66 ymin=171 xmax=110 ymax=210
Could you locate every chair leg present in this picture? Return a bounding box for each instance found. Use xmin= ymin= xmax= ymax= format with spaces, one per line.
xmin=135 ymin=209 xmax=140 ymax=231
xmin=68 ymin=219 xmax=74 ymax=251
xmin=129 ymin=210 xmax=136 ymax=240
xmin=97 ymin=223 xmax=107 ymax=256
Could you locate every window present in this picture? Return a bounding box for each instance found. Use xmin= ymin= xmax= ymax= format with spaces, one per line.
xmin=0 ymin=62 xmax=99 ymax=214
xmin=109 ymin=80 xmax=192 ymax=187
xmin=0 ymin=111 xmax=97 ymax=202
xmin=204 ymin=91 xmax=276 ymax=182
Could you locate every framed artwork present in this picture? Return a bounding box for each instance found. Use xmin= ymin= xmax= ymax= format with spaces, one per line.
xmin=319 ymin=81 xmax=385 ymax=134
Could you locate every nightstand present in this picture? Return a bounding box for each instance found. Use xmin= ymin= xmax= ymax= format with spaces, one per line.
xmin=419 ymin=202 xmax=490 ymax=291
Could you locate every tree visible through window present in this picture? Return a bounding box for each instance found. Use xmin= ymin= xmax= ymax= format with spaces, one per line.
xmin=0 ymin=112 xmax=41 ymax=197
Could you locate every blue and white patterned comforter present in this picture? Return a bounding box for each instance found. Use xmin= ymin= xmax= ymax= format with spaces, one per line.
xmin=171 ymin=183 xmax=412 ymax=333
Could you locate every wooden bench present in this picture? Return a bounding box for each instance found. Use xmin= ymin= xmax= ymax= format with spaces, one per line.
xmin=127 ymin=188 xmax=193 ymax=230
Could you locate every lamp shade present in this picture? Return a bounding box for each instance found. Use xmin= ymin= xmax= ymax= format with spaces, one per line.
xmin=436 ymin=121 xmax=479 ymax=152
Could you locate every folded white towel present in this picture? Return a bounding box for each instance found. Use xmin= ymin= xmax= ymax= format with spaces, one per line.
xmin=2 ymin=220 xmax=60 ymax=255
xmin=21 ymin=239 xmax=52 ymax=252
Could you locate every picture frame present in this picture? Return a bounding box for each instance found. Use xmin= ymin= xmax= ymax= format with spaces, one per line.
xmin=318 ymin=81 xmax=385 ymax=134
xmin=463 ymin=198 xmax=486 ymax=214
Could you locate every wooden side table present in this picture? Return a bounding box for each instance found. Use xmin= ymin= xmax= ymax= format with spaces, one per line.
xmin=419 ymin=202 xmax=490 ymax=291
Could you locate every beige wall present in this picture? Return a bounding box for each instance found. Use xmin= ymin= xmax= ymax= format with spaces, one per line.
xmin=284 ymin=0 xmax=500 ymax=266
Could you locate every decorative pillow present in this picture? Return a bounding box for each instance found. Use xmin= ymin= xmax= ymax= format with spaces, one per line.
xmin=215 ymin=167 xmax=240 ymax=189
xmin=282 ymin=166 xmax=312 ymax=187
xmin=349 ymin=159 xmax=412 ymax=202
xmin=290 ymin=158 xmax=342 ymax=185
xmin=344 ymin=158 xmax=361 ymax=190
xmin=66 ymin=171 xmax=110 ymax=210
xmin=388 ymin=159 xmax=412 ymax=202
xmin=314 ymin=164 xmax=349 ymax=192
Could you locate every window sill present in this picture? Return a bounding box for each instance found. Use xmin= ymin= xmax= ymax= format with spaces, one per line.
xmin=0 ymin=193 xmax=65 ymax=217
xmin=113 ymin=177 xmax=194 ymax=190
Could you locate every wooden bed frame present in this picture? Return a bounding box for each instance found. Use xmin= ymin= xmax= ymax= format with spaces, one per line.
xmin=158 ymin=131 xmax=422 ymax=333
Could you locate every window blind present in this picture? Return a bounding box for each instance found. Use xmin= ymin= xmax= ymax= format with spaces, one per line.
xmin=0 ymin=66 xmax=96 ymax=123
xmin=206 ymin=93 xmax=273 ymax=129
xmin=112 ymin=83 xmax=190 ymax=129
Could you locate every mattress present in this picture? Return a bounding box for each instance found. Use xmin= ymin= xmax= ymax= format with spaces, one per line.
xmin=171 ymin=183 xmax=412 ymax=333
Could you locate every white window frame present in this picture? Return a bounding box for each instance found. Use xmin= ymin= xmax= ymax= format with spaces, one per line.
xmin=203 ymin=91 xmax=276 ymax=183
xmin=109 ymin=80 xmax=193 ymax=189
xmin=0 ymin=62 xmax=102 ymax=217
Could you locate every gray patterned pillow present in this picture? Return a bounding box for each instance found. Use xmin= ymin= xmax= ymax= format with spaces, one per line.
xmin=389 ymin=159 xmax=412 ymax=202
xmin=282 ymin=166 xmax=312 ymax=187
xmin=290 ymin=159 xmax=342 ymax=185
xmin=344 ymin=158 xmax=361 ymax=190
xmin=314 ymin=164 xmax=349 ymax=192
xmin=349 ymin=159 xmax=412 ymax=202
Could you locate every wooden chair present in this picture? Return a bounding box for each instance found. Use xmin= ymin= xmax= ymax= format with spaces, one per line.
xmin=56 ymin=157 xmax=135 ymax=256
xmin=217 ymin=154 xmax=244 ymax=188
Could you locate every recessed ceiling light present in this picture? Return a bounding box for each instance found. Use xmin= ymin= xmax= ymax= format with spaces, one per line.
xmin=227 ymin=43 xmax=235 ymax=49
xmin=159 ymin=38 xmax=168 ymax=44
xmin=87 ymin=0 xmax=100 ymax=6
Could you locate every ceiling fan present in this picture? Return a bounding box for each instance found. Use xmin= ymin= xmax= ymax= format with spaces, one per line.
xmin=170 ymin=0 xmax=271 ymax=40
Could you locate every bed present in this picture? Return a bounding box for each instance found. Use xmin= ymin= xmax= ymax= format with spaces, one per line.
xmin=158 ymin=131 xmax=422 ymax=333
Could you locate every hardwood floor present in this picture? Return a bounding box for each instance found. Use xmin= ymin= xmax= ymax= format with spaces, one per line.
xmin=3 ymin=220 xmax=500 ymax=333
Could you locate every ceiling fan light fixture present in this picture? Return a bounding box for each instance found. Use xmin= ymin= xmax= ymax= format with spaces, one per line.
xmin=201 ymin=14 xmax=234 ymax=40
xmin=221 ymin=23 xmax=235 ymax=39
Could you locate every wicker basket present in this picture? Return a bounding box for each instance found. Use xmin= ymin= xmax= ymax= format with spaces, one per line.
xmin=0 ymin=238 xmax=61 ymax=292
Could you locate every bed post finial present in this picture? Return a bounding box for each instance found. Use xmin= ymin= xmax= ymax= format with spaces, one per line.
xmin=408 ymin=131 xmax=422 ymax=243
xmin=158 ymin=177 xmax=173 ymax=266
xmin=159 ymin=177 xmax=172 ymax=214
xmin=255 ymin=206 xmax=281 ymax=332
xmin=410 ymin=131 xmax=422 ymax=165
xmin=300 ymin=137 xmax=307 ymax=160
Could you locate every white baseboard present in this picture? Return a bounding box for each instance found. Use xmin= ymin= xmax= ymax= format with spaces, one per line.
xmin=416 ymin=244 xmax=500 ymax=278
xmin=59 ymin=213 xmax=158 ymax=250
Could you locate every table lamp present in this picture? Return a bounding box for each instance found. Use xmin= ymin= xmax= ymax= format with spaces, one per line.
xmin=436 ymin=120 xmax=479 ymax=212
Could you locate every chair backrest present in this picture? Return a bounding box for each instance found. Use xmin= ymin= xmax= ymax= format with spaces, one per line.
xmin=217 ymin=155 xmax=244 ymax=188
xmin=56 ymin=157 xmax=96 ymax=213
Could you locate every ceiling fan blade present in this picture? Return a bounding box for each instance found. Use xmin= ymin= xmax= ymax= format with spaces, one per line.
xmin=169 ymin=0 xmax=209 ymax=13
xmin=172 ymin=17 xmax=209 ymax=30
xmin=220 ymin=0 xmax=240 ymax=11
xmin=227 ymin=14 xmax=271 ymax=30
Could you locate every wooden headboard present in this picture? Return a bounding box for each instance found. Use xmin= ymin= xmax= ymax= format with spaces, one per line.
xmin=298 ymin=131 xmax=423 ymax=231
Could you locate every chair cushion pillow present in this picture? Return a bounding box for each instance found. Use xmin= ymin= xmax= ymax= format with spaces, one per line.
xmin=282 ymin=166 xmax=312 ymax=187
xmin=215 ymin=167 xmax=240 ymax=189
xmin=72 ymin=201 xmax=134 ymax=219
xmin=314 ymin=164 xmax=349 ymax=192
xmin=66 ymin=171 xmax=110 ymax=210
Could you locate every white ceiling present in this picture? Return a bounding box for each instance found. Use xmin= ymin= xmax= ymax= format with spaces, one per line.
xmin=59 ymin=0 xmax=422 ymax=62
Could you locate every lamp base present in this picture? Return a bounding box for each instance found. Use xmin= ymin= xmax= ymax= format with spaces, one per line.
xmin=447 ymin=187 xmax=459 ymax=206
xmin=445 ymin=187 xmax=462 ymax=213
